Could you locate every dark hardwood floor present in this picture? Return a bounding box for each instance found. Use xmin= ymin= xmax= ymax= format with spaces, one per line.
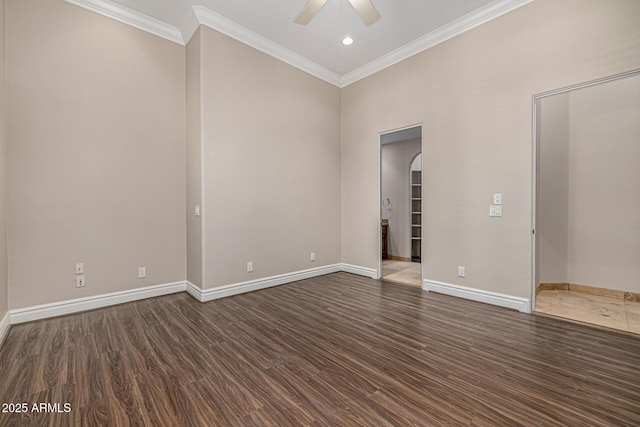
xmin=1 ymin=272 xmax=639 ymax=426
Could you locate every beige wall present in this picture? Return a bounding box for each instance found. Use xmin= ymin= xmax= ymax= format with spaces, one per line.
xmin=0 ymin=0 xmax=8 ymax=319
xmin=537 ymin=93 xmax=570 ymax=284
xmin=341 ymin=0 xmax=640 ymax=299
xmin=381 ymin=138 xmax=421 ymax=259
xmin=2 ymin=0 xmax=639 ymax=312
xmin=200 ymin=27 xmax=341 ymax=288
xmin=6 ymin=0 xmax=186 ymax=309
xmin=186 ymin=28 xmax=203 ymax=287
xmin=567 ymin=75 xmax=640 ymax=292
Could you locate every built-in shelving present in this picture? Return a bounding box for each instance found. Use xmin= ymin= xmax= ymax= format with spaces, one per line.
xmin=411 ymin=170 xmax=421 ymax=262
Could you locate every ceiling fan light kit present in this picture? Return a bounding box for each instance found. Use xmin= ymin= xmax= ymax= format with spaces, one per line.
xmin=295 ymin=0 xmax=381 ymax=26
xmin=342 ymin=36 xmax=355 ymax=46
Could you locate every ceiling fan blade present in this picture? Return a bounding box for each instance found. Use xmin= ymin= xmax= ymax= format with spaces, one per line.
xmin=294 ymin=0 xmax=329 ymax=25
xmin=347 ymin=0 xmax=381 ymax=26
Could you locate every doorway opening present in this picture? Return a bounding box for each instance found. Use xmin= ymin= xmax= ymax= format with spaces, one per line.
xmin=379 ymin=125 xmax=423 ymax=287
xmin=532 ymin=70 xmax=640 ymax=334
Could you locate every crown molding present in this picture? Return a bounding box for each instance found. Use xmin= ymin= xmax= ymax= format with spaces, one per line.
xmin=191 ymin=6 xmax=342 ymax=87
xmin=65 ymin=0 xmax=533 ymax=87
xmin=64 ymin=0 xmax=184 ymax=44
xmin=340 ymin=0 xmax=535 ymax=86
xmin=181 ymin=7 xmax=201 ymax=45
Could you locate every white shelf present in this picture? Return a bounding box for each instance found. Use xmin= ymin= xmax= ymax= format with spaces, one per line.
xmin=411 ymin=169 xmax=422 ymax=261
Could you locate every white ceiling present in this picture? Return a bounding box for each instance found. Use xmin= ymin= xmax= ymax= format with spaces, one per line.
xmin=381 ymin=125 xmax=422 ymax=145
xmin=65 ymin=0 xmax=533 ymax=86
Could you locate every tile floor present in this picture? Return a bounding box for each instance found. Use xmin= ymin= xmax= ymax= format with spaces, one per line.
xmin=535 ymin=290 xmax=640 ymax=335
xmin=382 ymin=260 xmax=422 ymax=287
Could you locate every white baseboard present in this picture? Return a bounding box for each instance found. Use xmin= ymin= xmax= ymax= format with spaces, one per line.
xmin=190 ymin=264 xmax=342 ymax=302
xmin=0 ymin=311 xmax=10 ymax=348
xmin=423 ymin=279 xmax=531 ymax=313
xmin=6 ymin=263 xmax=383 ymax=324
xmin=340 ymin=263 xmax=378 ymax=279
xmin=185 ymin=280 xmax=203 ymax=301
xmin=9 ymin=281 xmax=187 ymax=324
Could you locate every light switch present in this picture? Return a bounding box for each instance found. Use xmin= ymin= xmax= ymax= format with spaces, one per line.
xmin=493 ymin=193 xmax=502 ymax=205
xmin=489 ymin=205 xmax=502 ymax=217
xmin=195 ymin=205 xmax=200 ymax=217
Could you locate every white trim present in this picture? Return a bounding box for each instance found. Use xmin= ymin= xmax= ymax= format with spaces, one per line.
xmin=185 ymin=280 xmax=203 ymax=301
xmin=65 ymin=0 xmax=184 ymax=44
xmin=0 ymin=312 xmax=10 ymax=348
xmin=378 ymin=124 xmax=423 ymax=278
xmin=340 ymin=263 xmax=378 ymax=279
xmin=531 ymin=94 xmax=539 ymax=312
xmin=533 ymin=69 xmax=640 ymax=100
xmin=5 ymin=263 xmax=389 ymax=325
xmin=181 ymin=8 xmax=201 ymax=45
xmin=191 ymin=6 xmax=342 ymax=87
xmin=529 ymin=68 xmax=640 ymax=313
xmin=187 ymin=263 xmax=377 ymax=303
xmin=423 ymin=279 xmax=531 ymax=313
xmin=64 ymin=1 xmax=533 ymax=87
xmin=378 ymin=131 xmax=383 ymax=280
xmin=340 ymin=0 xmax=534 ymax=86
xmin=9 ymin=281 xmax=186 ymax=324
xmin=192 ymin=264 xmax=342 ymax=302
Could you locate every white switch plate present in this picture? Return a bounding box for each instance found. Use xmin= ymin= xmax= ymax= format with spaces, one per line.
xmin=247 ymin=262 xmax=253 ymax=272
xmin=458 ymin=266 xmax=465 ymax=277
xmin=493 ymin=193 xmax=502 ymax=205
xmin=195 ymin=205 xmax=200 ymax=217
xmin=76 ymin=275 xmax=85 ymax=287
xmin=490 ymin=205 xmax=502 ymax=217
xmin=138 ymin=267 xmax=146 ymax=278
xmin=75 ymin=263 xmax=84 ymax=274
xmin=310 ymin=252 xmax=316 ymax=262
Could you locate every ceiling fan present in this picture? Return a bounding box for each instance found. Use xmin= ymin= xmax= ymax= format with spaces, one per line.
xmin=294 ymin=0 xmax=381 ymax=26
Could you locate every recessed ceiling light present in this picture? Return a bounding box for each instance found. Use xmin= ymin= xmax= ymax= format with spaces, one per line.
xmin=342 ymin=36 xmax=354 ymax=46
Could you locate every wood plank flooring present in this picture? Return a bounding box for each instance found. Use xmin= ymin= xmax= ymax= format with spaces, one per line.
xmin=1 ymin=272 xmax=639 ymax=426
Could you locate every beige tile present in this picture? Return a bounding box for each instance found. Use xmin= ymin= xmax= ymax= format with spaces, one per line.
xmin=536 ymin=290 xmax=628 ymax=331
xmin=569 ymin=283 xmax=625 ymax=300
xmin=382 ymin=260 xmax=422 ymax=287
xmin=539 ymin=283 xmax=569 ymax=291
xmin=625 ymin=300 xmax=640 ymax=334
xmin=384 ymin=272 xmax=421 ymax=287
xmin=382 ymin=260 xmax=407 ymax=273
xmin=624 ymin=292 xmax=640 ymax=302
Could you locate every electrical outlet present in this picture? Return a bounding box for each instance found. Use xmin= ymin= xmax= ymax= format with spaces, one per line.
xmin=76 ymin=275 xmax=85 ymax=288
xmin=458 ymin=266 xmax=465 ymax=277
xmin=75 ymin=263 xmax=84 ymax=274
xmin=310 ymin=252 xmax=316 ymax=262
xmin=138 ymin=267 xmax=146 ymax=278
xmin=247 ymin=262 xmax=253 ymax=272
